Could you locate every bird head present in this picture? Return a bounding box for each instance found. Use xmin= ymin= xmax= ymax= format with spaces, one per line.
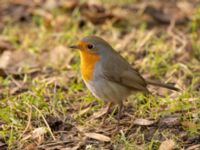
xmin=69 ymin=36 xmax=113 ymax=56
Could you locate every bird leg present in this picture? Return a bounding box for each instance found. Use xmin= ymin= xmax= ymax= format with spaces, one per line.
xmin=107 ymin=101 xmax=113 ymax=115
xmin=101 ymin=102 xmax=113 ymax=124
xmin=117 ymin=102 xmax=123 ymax=127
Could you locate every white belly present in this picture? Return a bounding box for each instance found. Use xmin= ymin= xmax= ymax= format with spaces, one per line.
xmin=84 ymin=79 xmax=131 ymax=104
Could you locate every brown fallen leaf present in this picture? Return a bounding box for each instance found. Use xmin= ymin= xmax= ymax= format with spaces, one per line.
xmin=48 ymin=45 xmax=74 ymax=68
xmin=144 ymin=1 xmax=191 ymax=24
xmin=80 ymin=2 xmax=114 ymax=24
xmin=70 ymin=137 xmax=86 ymax=150
xmin=181 ymin=121 xmax=198 ymax=129
xmin=0 ymin=51 xmax=11 ymax=69
xmin=84 ymin=132 xmax=111 ymax=142
xmin=53 ymin=15 xmax=69 ymax=32
xmin=0 ymin=40 xmax=14 ymax=52
xmin=21 ymin=127 xmax=47 ymax=145
xmin=37 ymin=137 xmax=86 ymax=150
xmin=186 ymin=144 xmax=200 ymax=150
xmin=24 ymin=143 xmax=37 ymax=150
xmin=159 ymin=139 xmax=176 ymax=150
xmin=159 ymin=115 xmax=180 ymax=127
xmin=10 ymin=0 xmax=35 ymax=6
xmin=61 ymin=0 xmax=79 ymax=10
xmin=9 ymin=84 xmax=28 ymax=95
xmin=91 ymin=105 xmax=110 ymax=119
xmin=0 ymin=68 xmax=7 ymax=77
xmin=4 ymin=3 xmax=33 ymax=23
xmin=133 ymin=118 xmax=156 ymax=126
xmin=0 ymin=22 xmax=4 ymax=31
xmin=177 ymin=1 xmax=194 ymax=18
xmin=82 ymin=10 xmax=113 ymax=24
xmin=43 ymin=0 xmax=59 ymax=10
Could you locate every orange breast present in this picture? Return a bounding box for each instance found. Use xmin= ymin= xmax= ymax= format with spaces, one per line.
xmin=80 ymin=51 xmax=100 ymax=81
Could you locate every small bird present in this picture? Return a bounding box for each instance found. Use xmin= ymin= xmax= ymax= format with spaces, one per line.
xmin=69 ymin=36 xmax=179 ymax=123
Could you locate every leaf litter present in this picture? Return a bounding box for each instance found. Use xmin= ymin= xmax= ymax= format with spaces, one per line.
xmin=0 ymin=0 xmax=199 ymax=149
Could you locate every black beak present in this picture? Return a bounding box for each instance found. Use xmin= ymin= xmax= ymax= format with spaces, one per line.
xmin=69 ymin=45 xmax=79 ymax=49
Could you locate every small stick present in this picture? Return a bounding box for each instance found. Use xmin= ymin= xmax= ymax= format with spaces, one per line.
xmin=32 ymin=104 xmax=56 ymax=141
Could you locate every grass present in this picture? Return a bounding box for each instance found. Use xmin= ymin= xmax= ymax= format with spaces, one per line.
xmin=0 ymin=0 xmax=199 ymax=149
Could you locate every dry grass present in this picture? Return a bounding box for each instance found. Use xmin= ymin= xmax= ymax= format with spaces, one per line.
xmin=0 ymin=0 xmax=199 ymax=149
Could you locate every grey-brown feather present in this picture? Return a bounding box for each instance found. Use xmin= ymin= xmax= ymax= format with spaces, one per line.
xmin=82 ymin=36 xmax=179 ymax=93
xmin=99 ymin=48 xmax=149 ymax=93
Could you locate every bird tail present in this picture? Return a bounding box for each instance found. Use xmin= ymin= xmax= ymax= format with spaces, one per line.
xmin=145 ymin=79 xmax=180 ymax=91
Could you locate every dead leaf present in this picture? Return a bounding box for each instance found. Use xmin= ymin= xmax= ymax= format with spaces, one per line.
xmin=32 ymin=127 xmax=47 ymax=138
xmin=24 ymin=143 xmax=37 ymax=150
xmin=54 ymin=15 xmax=68 ymax=32
xmin=91 ymin=105 xmax=109 ymax=119
xmin=61 ymin=0 xmax=79 ymax=10
xmin=80 ymin=2 xmax=114 ymax=24
xmin=82 ymin=10 xmax=113 ymax=24
xmin=0 ymin=69 xmax=7 ymax=77
xmin=22 ymin=127 xmax=47 ymax=145
xmin=0 ymin=40 xmax=14 ymax=52
xmin=144 ymin=2 xmax=190 ymax=24
xmin=177 ymin=1 xmax=194 ymax=18
xmin=43 ymin=0 xmax=59 ymax=10
xmin=71 ymin=137 xmax=86 ymax=150
xmin=84 ymin=132 xmax=111 ymax=142
xmin=9 ymin=84 xmax=28 ymax=95
xmin=11 ymin=0 xmax=35 ymax=6
xmin=186 ymin=144 xmax=200 ymax=150
xmin=133 ymin=118 xmax=156 ymax=126
xmin=5 ymin=3 xmax=33 ymax=22
xmin=0 ymin=22 xmax=4 ymax=31
xmin=159 ymin=139 xmax=176 ymax=150
xmin=7 ymin=50 xmax=39 ymax=73
xmin=0 ymin=51 xmax=11 ymax=69
xmin=37 ymin=138 xmax=86 ymax=150
xmin=159 ymin=115 xmax=180 ymax=127
xmin=182 ymin=121 xmax=197 ymax=129
xmin=47 ymin=45 xmax=74 ymax=68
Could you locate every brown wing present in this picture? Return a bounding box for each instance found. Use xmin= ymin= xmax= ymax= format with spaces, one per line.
xmin=101 ymin=51 xmax=149 ymax=93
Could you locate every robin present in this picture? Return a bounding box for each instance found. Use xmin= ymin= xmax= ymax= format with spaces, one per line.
xmin=69 ymin=36 xmax=179 ymax=123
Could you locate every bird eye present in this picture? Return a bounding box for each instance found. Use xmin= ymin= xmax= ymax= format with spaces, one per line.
xmin=87 ymin=44 xmax=93 ymax=49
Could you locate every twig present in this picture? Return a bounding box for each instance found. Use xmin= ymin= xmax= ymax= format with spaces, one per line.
xmin=31 ymin=104 xmax=56 ymax=141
